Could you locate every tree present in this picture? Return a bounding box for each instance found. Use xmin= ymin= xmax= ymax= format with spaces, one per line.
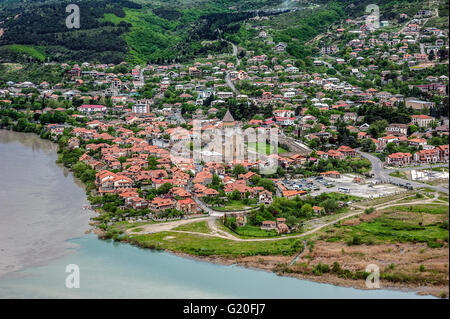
xmin=286 ymin=215 xmax=299 ymax=227
xmin=148 ymin=156 xmax=158 ymax=169
xmin=300 ymin=203 xmax=313 ymax=217
xmin=257 ymin=178 xmax=276 ymax=193
xmin=369 ymin=120 xmax=388 ymax=138
xmin=14 ymin=118 xmax=30 ymax=132
xmin=361 ymin=139 xmax=376 ymax=152
xmin=211 ymin=174 xmax=221 ymax=186
xmin=249 ymin=174 xmax=261 ymax=184
xmin=428 ymin=50 xmax=435 ymax=61
xmin=408 ymin=124 xmax=418 ymax=135
xmin=322 ymin=199 xmax=338 ymax=214
xmin=157 ymin=183 xmax=173 ymax=195
xmin=232 ymin=164 xmax=247 ymax=177
xmin=230 ymin=189 xmax=241 ymax=200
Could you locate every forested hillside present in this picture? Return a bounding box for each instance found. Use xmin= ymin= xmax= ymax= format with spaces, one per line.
xmin=0 ymin=0 xmax=435 ymax=64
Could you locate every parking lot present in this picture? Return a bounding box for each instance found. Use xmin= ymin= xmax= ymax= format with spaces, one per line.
xmin=282 ymin=174 xmax=406 ymax=199
xmin=407 ymin=169 xmax=449 ymax=181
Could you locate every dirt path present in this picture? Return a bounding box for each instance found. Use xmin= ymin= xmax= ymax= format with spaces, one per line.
xmin=127 ymin=194 xmax=446 ymax=242
xmin=126 ymin=217 xmax=210 ymax=235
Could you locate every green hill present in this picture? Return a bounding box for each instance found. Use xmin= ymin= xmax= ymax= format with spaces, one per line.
xmin=0 ymin=0 xmax=434 ymax=64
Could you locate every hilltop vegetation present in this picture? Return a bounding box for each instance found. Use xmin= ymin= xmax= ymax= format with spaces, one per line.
xmin=0 ymin=0 xmax=288 ymax=63
xmin=0 ymin=0 xmax=442 ymax=65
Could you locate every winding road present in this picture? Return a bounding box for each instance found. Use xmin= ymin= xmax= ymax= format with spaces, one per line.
xmin=224 ymin=40 xmax=241 ymax=95
xmin=127 ymin=191 xmax=446 ymax=242
xmin=358 ymin=151 xmax=449 ymax=194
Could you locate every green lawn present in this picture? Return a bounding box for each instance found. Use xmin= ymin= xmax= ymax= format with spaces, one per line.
xmin=213 ymin=200 xmax=257 ymax=212
xmin=432 ymin=167 xmax=449 ymax=172
xmin=247 ymin=142 xmax=288 ymax=154
xmin=325 ymin=204 xmax=449 ymax=247
xmin=126 ymin=231 xmax=303 ymax=257
xmin=173 ymin=221 xmax=211 ymax=234
xmin=232 ymin=225 xmax=278 ymax=238
xmin=389 ymin=171 xmax=408 ymax=179
xmin=4 ymin=44 xmax=46 ymax=62
xmin=384 ymin=204 xmax=449 ymax=215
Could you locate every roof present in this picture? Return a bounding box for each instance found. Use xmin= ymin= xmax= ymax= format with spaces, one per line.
xmin=282 ymin=190 xmax=306 ymax=197
xmin=412 ymin=114 xmax=433 ymax=119
xmin=222 ymin=109 xmax=235 ymax=122
xmin=79 ymin=104 xmax=105 ymax=109
xmin=177 ymin=198 xmax=195 ymax=205
xmin=388 ymin=152 xmax=412 ymax=158
xmin=320 ymin=171 xmax=341 ymax=175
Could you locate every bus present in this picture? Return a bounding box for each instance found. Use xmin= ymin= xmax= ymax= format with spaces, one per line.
xmin=338 ymin=187 xmax=350 ymax=193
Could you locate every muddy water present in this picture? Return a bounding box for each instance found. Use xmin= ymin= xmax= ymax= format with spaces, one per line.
xmin=0 ymin=130 xmax=94 ymax=279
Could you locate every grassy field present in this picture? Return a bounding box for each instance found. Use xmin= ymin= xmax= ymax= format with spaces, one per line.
xmin=213 ymin=200 xmax=257 ymax=212
xmin=358 ymin=191 xmax=416 ymax=207
xmin=247 ymin=142 xmax=288 ymax=154
xmin=231 ymin=225 xmax=279 ymax=238
xmin=126 ymin=231 xmax=303 ymax=257
xmin=4 ymin=45 xmax=46 ymax=62
xmin=101 ymin=9 xmax=181 ymax=64
xmin=173 ymin=221 xmax=211 ymax=234
xmin=383 ymin=204 xmax=449 ymax=215
xmin=432 ymin=167 xmax=449 ymax=172
xmin=438 ymin=193 xmax=449 ymax=202
xmin=389 ymin=171 xmax=408 ymax=179
xmin=324 ymin=203 xmax=449 ymax=248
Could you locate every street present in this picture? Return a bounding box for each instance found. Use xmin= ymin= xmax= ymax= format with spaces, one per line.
xmin=358 ymin=150 xmax=449 ymax=194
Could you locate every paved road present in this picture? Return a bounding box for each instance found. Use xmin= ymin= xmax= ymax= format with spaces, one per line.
xmin=225 ymin=73 xmax=239 ymax=95
xmin=224 ymin=40 xmax=241 ymax=95
xmin=358 ymin=151 xmax=449 ymax=194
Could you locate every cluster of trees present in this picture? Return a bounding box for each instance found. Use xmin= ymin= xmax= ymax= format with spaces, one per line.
xmin=0 ymin=0 xmax=140 ymax=63
xmin=358 ymin=104 xmax=413 ymax=125
xmin=246 ymin=192 xmax=351 ymax=228
xmin=294 ymin=157 xmax=372 ymax=177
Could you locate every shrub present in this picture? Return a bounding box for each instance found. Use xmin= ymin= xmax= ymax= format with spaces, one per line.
xmin=427 ymin=241 xmax=443 ymax=248
xmin=331 ymin=262 xmax=342 ymax=274
xmin=347 ymin=235 xmax=362 ymax=246
xmin=312 ymin=262 xmax=330 ymax=275
xmin=419 ymin=264 xmax=426 ymax=272
xmin=364 ymin=207 xmax=375 ymax=214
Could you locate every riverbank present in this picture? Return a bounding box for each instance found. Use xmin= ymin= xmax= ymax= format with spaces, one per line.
xmin=1 ymin=129 xmax=446 ymax=298
xmin=110 ymin=230 xmax=447 ymax=298
xmin=2 ymin=234 xmax=432 ymax=299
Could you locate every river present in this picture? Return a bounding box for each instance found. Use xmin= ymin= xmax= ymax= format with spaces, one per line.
xmin=0 ymin=130 xmax=434 ymax=298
